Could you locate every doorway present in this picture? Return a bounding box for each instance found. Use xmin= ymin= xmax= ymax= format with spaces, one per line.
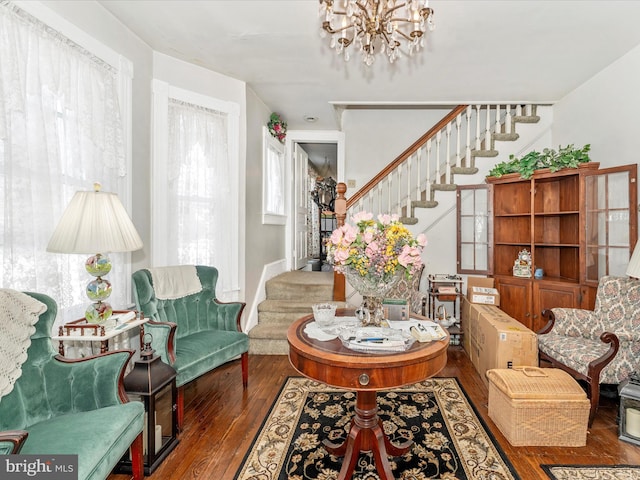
xmin=285 ymin=131 xmax=345 ymax=272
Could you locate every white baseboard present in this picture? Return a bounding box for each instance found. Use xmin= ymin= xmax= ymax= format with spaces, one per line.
xmin=244 ymin=259 xmax=287 ymax=332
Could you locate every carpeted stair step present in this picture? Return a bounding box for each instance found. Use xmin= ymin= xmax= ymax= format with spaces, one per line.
xmin=451 ymin=166 xmax=479 ymax=175
xmin=264 ymin=271 xmax=334 ymax=302
xmin=249 ymin=270 xmax=347 ymax=355
xmin=248 ymin=323 xmax=291 ymax=355
xmin=257 ymin=300 xmax=317 ymax=324
xmin=513 ymin=114 xmax=540 ymax=124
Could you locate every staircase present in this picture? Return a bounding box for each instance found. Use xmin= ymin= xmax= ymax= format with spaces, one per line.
xmin=248 ymin=104 xmax=548 ymax=354
xmin=346 ymin=104 xmax=543 ymax=223
xmin=248 ymin=270 xmax=345 ymax=355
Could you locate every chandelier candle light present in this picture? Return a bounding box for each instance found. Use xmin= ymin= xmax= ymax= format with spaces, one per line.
xmin=326 ymin=212 xmax=426 ymax=326
xmin=319 ymin=0 xmax=435 ymax=65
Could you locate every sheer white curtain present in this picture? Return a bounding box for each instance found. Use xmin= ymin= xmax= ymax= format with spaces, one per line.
xmin=160 ymin=98 xmax=238 ymax=297
xmin=0 ymin=2 xmax=129 ymax=322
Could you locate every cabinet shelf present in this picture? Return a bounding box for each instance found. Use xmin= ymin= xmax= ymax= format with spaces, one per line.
xmin=533 ymin=211 xmax=579 ymax=216
xmin=494 ymin=213 xmax=532 ymax=218
xmin=534 ymin=243 xmax=579 ymax=248
xmin=487 ymin=163 xmax=637 ymax=331
xmin=495 ymin=242 xmax=532 ymax=247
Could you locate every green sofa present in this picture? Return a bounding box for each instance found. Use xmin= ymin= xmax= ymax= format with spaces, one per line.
xmin=0 ymin=292 xmax=145 ymax=480
xmin=132 ymin=265 xmax=248 ymax=428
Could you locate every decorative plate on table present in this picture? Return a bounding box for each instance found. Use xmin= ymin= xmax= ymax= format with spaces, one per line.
xmin=304 ymin=322 xmax=338 ymax=341
xmin=304 ymin=318 xmax=360 ymax=341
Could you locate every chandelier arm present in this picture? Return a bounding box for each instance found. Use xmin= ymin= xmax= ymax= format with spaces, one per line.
xmin=382 ymin=4 xmax=409 ymax=22
xmin=355 ymin=1 xmax=373 ymax=23
xmin=322 ymin=20 xmax=353 ymax=36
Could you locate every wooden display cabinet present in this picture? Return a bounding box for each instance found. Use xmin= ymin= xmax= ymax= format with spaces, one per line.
xmin=477 ymin=162 xmax=638 ymax=329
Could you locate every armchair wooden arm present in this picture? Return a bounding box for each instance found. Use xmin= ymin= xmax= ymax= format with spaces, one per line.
xmin=0 ymin=430 xmax=28 ymax=454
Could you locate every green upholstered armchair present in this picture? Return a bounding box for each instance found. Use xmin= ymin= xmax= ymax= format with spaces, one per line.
xmin=0 ymin=292 xmax=145 ymax=480
xmin=132 ymin=266 xmax=248 ymax=429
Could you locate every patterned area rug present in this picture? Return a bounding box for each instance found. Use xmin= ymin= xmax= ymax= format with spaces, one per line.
xmin=542 ymin=464 xmax=640 ymax=479
xmin=235 ymin=377 xmax=519 ymax=479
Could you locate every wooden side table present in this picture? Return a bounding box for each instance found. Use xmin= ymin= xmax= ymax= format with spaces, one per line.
xmin=287 ymin=309 xmax=448 ymax=480
xmin=53 ymin=310 xmax=147 ymax=357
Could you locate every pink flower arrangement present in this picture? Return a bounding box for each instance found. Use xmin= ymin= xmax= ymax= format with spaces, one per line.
xmin=326 ymin=211 xmax=427 ymax=282
xmin=267 ymin=112 xmax=287 ymax=143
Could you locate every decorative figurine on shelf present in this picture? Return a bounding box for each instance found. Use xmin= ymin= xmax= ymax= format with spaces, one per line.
xmin=513 ymin=249 xmax=532 ymax=278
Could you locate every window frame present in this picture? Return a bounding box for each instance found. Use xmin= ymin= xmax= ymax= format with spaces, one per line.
xmin=150 ymin=79 xmax=241 ymax=297
xmin=262 ymin=126 xmax=286 ymax=225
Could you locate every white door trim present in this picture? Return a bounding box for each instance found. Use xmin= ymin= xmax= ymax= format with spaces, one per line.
xmin=285 ymin=130 xmax=346 ymax=271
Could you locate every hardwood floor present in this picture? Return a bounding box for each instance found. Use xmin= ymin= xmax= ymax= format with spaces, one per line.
xmin=108 ymin=347 xmax=640 ymax=479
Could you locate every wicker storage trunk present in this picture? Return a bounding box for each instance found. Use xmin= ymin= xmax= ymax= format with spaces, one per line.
xmin=486 ymin=367 xmax=590 ymax=446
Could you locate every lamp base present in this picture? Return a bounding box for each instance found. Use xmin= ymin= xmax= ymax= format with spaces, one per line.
xmin=86 ymin=301 xmax=113 ymax=324
xmin=85 ymin=253 xmax=113 ymax=324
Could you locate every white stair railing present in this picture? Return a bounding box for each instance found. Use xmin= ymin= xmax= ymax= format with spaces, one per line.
xmin=346 ymin=103 xmax=538 ymax=220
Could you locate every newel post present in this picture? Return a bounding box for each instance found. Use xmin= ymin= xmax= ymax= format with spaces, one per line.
xmin=333 ymin=182 xmax=347 ymax=301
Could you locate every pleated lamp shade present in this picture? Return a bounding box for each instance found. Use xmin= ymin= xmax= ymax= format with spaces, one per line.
xmin=47 ymin=187 xmax=143 ymax=254
xmin=626 ymin=240 xmax=640 ymax=279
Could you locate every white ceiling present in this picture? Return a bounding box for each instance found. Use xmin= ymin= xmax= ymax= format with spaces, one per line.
xmin=97 ymin=0 xmax=640 ymax=132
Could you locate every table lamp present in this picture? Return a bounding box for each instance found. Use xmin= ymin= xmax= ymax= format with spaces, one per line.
xmin=47 ymin=182 xmax=143 ymax=323
xmin=626 ymin=240 xmax=640 ymax=279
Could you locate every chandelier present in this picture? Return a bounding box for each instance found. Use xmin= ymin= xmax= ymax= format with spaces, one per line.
xmin=319 ymin=0 xmax=435 ymax=66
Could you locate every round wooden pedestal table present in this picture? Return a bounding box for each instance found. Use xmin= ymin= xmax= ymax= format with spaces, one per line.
xmin=287 ymin=309 xmax=449 ymax=480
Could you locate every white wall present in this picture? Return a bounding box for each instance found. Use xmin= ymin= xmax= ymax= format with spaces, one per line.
xmin=342 ymin=108 xmax=449 ymax=193
xmin=245 ymin=87 xmax=287 ymax=327
xmin=552 ymin=44 xmax=640 ymax=171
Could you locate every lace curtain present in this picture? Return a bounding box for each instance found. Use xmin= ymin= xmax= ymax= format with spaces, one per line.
xmin=0 ymin=2 xmax=128 ymax=323
xmin=165 ymin=99 xmax=236 ymax=297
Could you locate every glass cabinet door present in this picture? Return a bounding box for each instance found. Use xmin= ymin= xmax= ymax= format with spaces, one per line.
xmin=457 ymin=184 xmax=492 ymax=275
xmin=584 ymin=164 xmax=638 ymax=284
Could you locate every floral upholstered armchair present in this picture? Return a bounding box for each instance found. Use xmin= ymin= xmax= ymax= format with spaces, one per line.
xmin=384 ymin=265 xmax=426 ymax=316
xmin=538 ymin=275 xmax=640 ymax=426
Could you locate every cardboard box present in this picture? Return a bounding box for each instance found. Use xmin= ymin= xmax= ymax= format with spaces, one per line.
xmin=460 ymin=297 xmax=474 ymax=356
xmin=467 ymin=277 xmax=500 ymax=306
xmin=462 ymin=301 xmax=538 ymax=387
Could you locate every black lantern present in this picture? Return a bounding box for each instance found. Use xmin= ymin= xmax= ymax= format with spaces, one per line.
xmin=118 ymin=334 xmax=179 ymax=475
xmin=618 ymin=373 xmax=640 ymax=446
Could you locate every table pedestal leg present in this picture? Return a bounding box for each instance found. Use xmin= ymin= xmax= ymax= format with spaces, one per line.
xmin=323 ymin=390 xmax=413 ymax=480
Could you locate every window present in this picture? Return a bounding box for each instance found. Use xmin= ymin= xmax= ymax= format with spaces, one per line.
xmin=0 ymin=2 xmax=133 ymax=323
xmin=262 ymin=127 xmax=286 ymax=224
xmin=456 ymin=185 xmax=493 ymax=275
xmin=151 ymin=80 xmax=240 ymax=299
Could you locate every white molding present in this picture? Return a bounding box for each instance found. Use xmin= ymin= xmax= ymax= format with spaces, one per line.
xmin=150 ymin=80 xmax=242 ymax=294
xmin=284 ymin=130 xmax=345 ymax=270
xmin=262 ymin=126 xmax=286 ymax=225
xmin=13 ymin=1 xmax=125 ymax=71
xmin=244 ymin=259 xmax=287 ymax=332
xmin=150 ymin=79 xmax=170 ymax=266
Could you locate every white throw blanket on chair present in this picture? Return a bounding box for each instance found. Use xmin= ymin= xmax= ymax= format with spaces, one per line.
xmin=0 ymin=289 xmax=47 ymax=401
xmin=148 ymin=265 xmax=203 ymax=300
